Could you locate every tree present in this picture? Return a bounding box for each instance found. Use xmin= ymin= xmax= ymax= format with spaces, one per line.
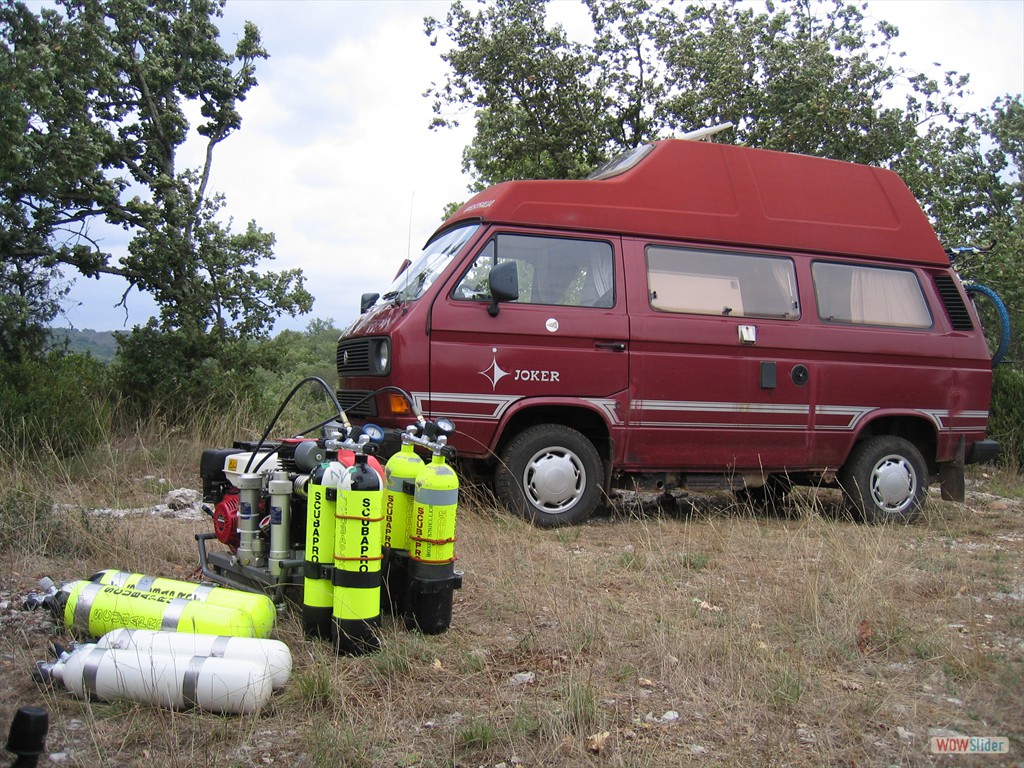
xmin=0 ymin=1 xmax=114 ymax=360
xmin=957 ymin=96 xmax=1024 ymax=364
xmin=425 ymin=0 xmax=611 ymax=186
xmin=0 ymin=0 xmax=311 ymax=366
xmin=426 ymin=0 xmax=978 ymax=190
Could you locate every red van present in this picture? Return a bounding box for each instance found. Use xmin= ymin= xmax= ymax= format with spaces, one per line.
xmin=336 ymin=139 xmax=998 ymax=526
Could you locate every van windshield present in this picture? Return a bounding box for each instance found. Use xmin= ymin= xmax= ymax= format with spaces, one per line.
xmin=383 ymin=224 xmax=480 ymax=303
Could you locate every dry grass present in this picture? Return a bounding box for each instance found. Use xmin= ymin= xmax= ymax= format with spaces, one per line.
xmin=1 ymin=440 xmax=1022 ymax=767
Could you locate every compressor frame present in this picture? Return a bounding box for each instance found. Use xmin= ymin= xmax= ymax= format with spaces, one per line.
xmin=194 ymin=378 xmax=457 ymax=608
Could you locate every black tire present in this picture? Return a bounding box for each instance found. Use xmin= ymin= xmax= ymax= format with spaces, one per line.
xmin=734 ymin=474 xmax=793 ymax=517
xmin=494 ymin=424 xmax=603 ymax=527
xmin=839 ymin=436 xmax=927 ymax=524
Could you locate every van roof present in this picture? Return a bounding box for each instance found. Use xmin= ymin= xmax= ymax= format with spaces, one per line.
xmin=440 ymin=139 xmax=949 ymax=267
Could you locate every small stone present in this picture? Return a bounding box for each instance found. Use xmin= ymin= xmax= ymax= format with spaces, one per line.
xmin=509 ymin=671 xmax=535 ymax=686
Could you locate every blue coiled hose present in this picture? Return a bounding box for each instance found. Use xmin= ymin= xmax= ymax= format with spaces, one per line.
xmin=964 ymin=282 xmax=1010 ymax=366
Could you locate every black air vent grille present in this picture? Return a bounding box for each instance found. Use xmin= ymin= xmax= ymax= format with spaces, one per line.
xmin=336 ymin=339 xmax=372 ymax=376
xmin=933 ymin=274 xmax=974 ymax=331
xmin=336 ymin=389 xmax=376 ymax=417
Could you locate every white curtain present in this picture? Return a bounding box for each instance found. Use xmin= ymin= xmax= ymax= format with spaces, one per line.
xmin=850 ymin=268 xmax=931 ymax=327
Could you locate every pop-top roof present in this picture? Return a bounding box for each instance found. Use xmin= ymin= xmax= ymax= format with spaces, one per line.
xmin=440 ymin=139 xmax=949 ymax=266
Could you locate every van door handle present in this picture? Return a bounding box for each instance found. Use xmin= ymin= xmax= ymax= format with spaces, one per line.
xmin=595 ymin=341 xmax=626 ymax=352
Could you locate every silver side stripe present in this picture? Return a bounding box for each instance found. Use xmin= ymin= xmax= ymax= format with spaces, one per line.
xmin=210 ymin=635 xmax=232 ymax=658
xmin=412 ymin=391 xmax=520 ymax=420
xmin=631 ymin=420 xmax=805 ymax=430
xmin=814 ymin=405 xmax=878 ymax=431
xmin=414 ymin=488 xmax=459 ymax=506
xmin=632 ymin=400 xmax=810 ymax=415
xmin=82 ymin=647 xmax=107 ymax=700
xmin=181 ymin=656 xmax=205 ymax=710
xmin=161 ymin=598 xmax=191 ymax=630
xmin=73 ymin=583 xmax=105 ymax=630
xmin=134 ymin=575 xmax=157 ymax=592
xmin=417 ymin=392 xmax=988 ymax=434
xmin=416 ymin=392 xmax=625 ymax=425
xmin=585 ymin=398 xmax=622 ymax=425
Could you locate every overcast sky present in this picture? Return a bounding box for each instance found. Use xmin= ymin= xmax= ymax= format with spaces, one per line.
xmin=55 ymin=0 xmax=1024 ymax=334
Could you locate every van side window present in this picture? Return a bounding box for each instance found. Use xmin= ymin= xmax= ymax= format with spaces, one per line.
xmin=645 ymin=246 xmax=799 ymax=319
xmin=453 ymin=234 xmax=615 ymax=308
xmin=813 ymin=262 xmax=932 ymax=328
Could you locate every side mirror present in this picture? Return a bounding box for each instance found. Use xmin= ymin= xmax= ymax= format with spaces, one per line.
xmin=360 ymin=292 xmax=380 ymax=313
xmin=487 ymin=261 xmax=519 ymax=317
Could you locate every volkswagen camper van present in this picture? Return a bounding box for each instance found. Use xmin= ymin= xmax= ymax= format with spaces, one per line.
xmin=336 ymin=139 xmax=998 ymax=526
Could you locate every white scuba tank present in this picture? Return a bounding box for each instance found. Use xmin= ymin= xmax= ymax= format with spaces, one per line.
xmin=37 ymin=644 xmax=273 ymax=715
xmin=96 ymin=629 xmax=292 ymax=690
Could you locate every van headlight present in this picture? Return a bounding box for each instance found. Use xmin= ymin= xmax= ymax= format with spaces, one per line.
xmin=372 ymin=338 xmax=391 ymax=374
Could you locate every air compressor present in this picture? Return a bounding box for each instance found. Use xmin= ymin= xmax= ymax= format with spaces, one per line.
xmin=194 ymin=379 xmax=463 ymax=647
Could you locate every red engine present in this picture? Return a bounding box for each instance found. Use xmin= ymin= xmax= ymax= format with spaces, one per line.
xmin=211 ymin=492 xmax=241 ymax=550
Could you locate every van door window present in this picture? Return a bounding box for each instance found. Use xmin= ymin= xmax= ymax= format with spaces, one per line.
xmin=813 ymin=262 xmax=932 ymax=328
xmin=454 ymin=234 xmax=615 ymax=308
xmin=645 ymin=246 xmax=799 ymax=319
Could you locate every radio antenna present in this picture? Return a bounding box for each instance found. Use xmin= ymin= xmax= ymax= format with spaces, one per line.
xmin=406 ymin=191 xmax=415 ymax=260
xmin=679 ymin=122 xmax=734 ymax=141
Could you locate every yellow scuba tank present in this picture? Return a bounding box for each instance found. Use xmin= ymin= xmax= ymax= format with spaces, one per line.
xmin=407 ymin=446 xmax=462 ymax=635
xmin=303 ymin=460 xmax=347 ymax=639
xmin=58 ymin=580 xmax=258 ymax=639
xmin=333 ymin=453 xmax=384 ymax=655
xmin=90 ymin=570 xmax=276 ymax=639
xmin=382 ymin=438 xmax=424 ymax=616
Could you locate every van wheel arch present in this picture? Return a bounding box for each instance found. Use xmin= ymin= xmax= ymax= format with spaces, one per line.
xmin=852 ymin=415 xmax=939 ymax=476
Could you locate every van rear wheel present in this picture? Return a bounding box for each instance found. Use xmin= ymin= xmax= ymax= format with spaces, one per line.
xmin=495 ymin=424 xmax=602 ymax=527
xmin=840 ymin=436 xmax=927 ymax=524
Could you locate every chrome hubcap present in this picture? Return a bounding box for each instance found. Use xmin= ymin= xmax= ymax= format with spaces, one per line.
xmin=869 ymin=454 xmax=917 ymax=513
xmin=523 ymin=447 xmax=586 ymax=513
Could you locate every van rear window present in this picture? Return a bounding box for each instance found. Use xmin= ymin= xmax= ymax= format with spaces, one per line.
xmin=813 ymin=262 xmax=932 ymax=328
xmin=645 ymin=246 xmax=799 ymax=319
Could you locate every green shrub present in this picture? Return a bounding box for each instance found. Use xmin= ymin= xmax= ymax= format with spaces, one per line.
xmin=988 ymin=365 xmax=1024 ymax=468
xmin=112 ymin=321 xmax=344 ymax=434
xmin=0 ymin=353 xmax=113 ymax=459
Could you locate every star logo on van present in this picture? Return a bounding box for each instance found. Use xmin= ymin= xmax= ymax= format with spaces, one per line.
xmin=480 ymin=352 xmax=509 ymax=390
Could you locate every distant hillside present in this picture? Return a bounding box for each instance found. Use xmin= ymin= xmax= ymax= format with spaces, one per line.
xmin=48 ymin=328 xmax=119 ymax=362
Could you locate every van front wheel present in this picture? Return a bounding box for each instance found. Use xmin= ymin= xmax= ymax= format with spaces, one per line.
xmin=495 ymin=424 xmax=602 ymax=527
xmin=840 ymin=436 xmax=927 ymax=524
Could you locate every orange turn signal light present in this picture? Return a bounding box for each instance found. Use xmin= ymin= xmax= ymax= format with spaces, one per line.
xmin=388 ymin=394 xmax=412 ymax=416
